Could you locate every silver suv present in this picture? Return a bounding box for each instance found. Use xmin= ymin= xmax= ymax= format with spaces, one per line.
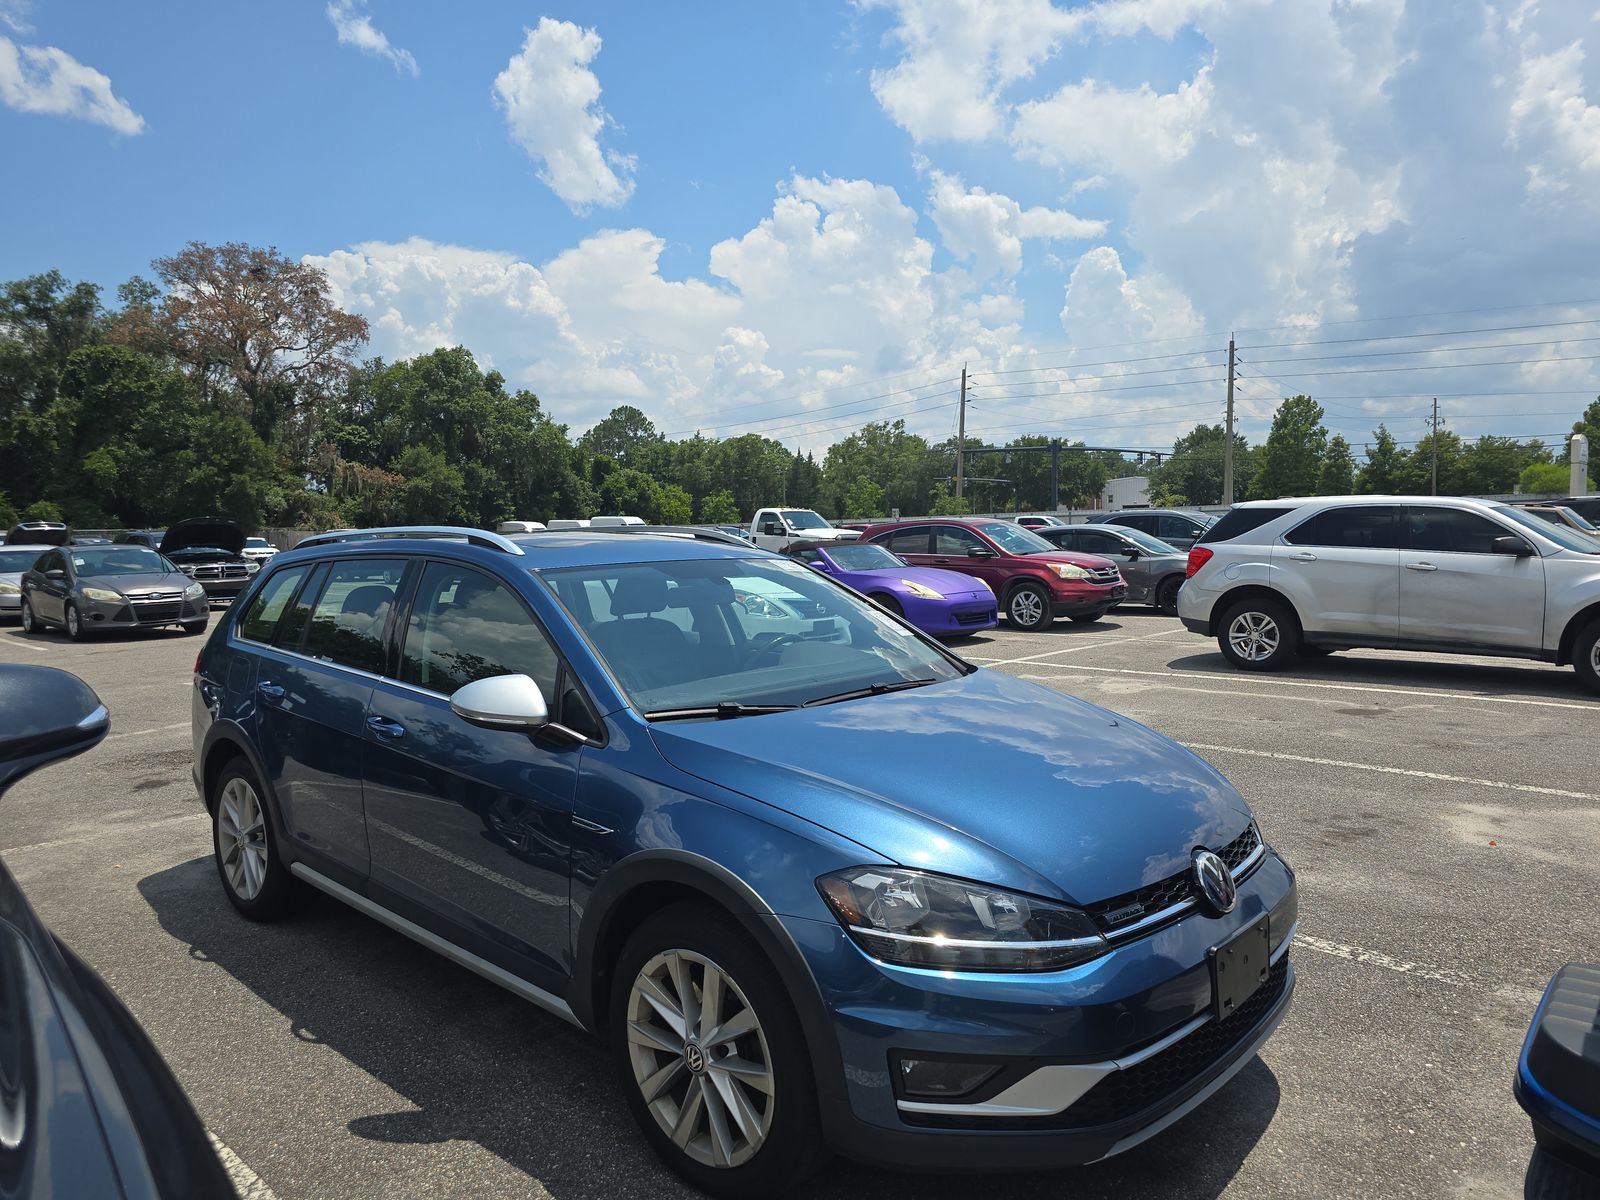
xmin=1177 ymin=496 xmax=1600 ymax=694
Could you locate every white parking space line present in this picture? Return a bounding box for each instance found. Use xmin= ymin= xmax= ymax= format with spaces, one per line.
xmin=1185 ymin=742 xmax=1600 ymax=803
xmin=106 ymin=720 xmax=191 ymax=741
xmin=208 ymin=1133 xmax=279 ymax=1200
xmin=1295 ymin=934 xmax=1477 ymax=988
xmin=1018 ymin=675 xmax=1374 ymax=710
xmin=965 ymin=627 xmax=1186 ymax=668
xmin=1008 ymin=662 xmax=1593 ymax=712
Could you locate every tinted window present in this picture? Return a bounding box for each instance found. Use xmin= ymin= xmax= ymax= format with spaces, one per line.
xmin=0 ymin=550 xmax=40 ymax=572
xmin=876 ymin=527 xmax=931 ymax=555
xmin=302 ymin=558 xmax=406 ymax=673
xmin=1078 ymin=531 xmax=1122 ymax=554
xmin=1408 ymin=508 xmax=1511 ymax=554
xmin=38 ymin=551 xmax=65 ymax=575
xmin=238 ymin=566 xmax=310 ymax=643
xmin=400 ymin=562 xmax=558 ymax=703
xmin=1157 ymin=514 xmax=1201 ymax=540
xmin=69 ymin=546 xmax=169 ymax=575
xmin=1113 ymin=513 xmax=1156 ymax=533
xmin=1495 ymin=505 xmax=1600 ymax=554
xmin=826 ymin=544 xmax=902 ymax=570
xmin=1285 ymin=506 xmax=1403 ymax=549
xmin=1199 ymin=507 xmax=1292 ymax=545
xmin=933 ymin=525 xmax=986 ymax=555
xmin=792 ymin=548 xmax=823 ymax=564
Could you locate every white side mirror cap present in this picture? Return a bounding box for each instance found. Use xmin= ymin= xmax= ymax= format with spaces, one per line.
xmin=450 ymin=674 xmax=549 ymax=729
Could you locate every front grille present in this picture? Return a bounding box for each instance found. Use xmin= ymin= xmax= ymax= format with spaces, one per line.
xmin=1085 ymin=824 xmax=1261 ymax=934
xmin=1089 ymin=566 xmax=1123 ymax=584
xmin=953 ymin=607 xmax=996 ymax=626
xmin=131 ymin=602 xmax=182 ymax=623
xmin=189 ymin=563 xmax=248 ymax=581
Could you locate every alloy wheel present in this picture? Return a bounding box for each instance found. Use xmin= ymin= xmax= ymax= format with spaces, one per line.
xmin=1228 ymin=611 xmax=1280 ymax=662
xmin=1009 ymin=589 xmax=1044 ymax=628
xmin=66 ymin=605 xmax=81 ymax=639
xmin=20 ymin=601 xmax=34 ymax=633
xmin=217 ymin=776 xmax=269 ymax=900
xmin=626 ymin=949 xmax=775 ymax=1170
xmin=1592 ymin=639 xmax=1600 ymax=679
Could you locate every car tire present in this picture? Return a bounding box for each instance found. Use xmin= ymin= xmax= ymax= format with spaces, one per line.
xmin=19 ymin=599 xmax=39 ymax=634
xmin=870 ymin=592 xmax=904 ymax=618
xmin=1217 ymin=595 xmax=1300 ymax=671
xmin=183 ymin=618 xmax=209 ymax=636
xmin=1005 ymin=581 xmax=1052 ymax=631
xmin=210 ymin=759 xmax=302 ymax=920
xmin=1070 ymin=612 xmax=1104 ymax=624
xmin=1155 ymin=576 xmax=1182 ymax=615
xmin=64 ymin=602 xmax=87 ymax=641
xmin=1572 ymin=618 xmax=1600 ymax=697
xmin=611 ymin=902 xmax=829 ymax=1198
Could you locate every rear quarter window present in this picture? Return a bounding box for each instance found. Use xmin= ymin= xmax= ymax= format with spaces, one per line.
xmin=1199 ymin=507 xmax=1294 ymax=545
xmin=238 ymin=565 xmax=310 ymax=643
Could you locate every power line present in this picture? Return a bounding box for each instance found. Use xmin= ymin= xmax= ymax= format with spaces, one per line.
xmin=1237 ymin=316 xmax=1600 ymax=352
xmin=1235 ymin=350 xmax=1600 ymax=380
xmin=1230 ymin=297 xmax=1600 ymax=337
xmin=968 ymin=347 xmax=1225 ymax=379
xmin=1240 ymin=333 xmax=1600 ymax=367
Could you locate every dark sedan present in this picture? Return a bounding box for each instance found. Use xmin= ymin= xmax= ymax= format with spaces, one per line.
xmin=20 ymin=543 xmax=209 ymax=639
xmin=1031 ymin=523 xmax=1189 ymax=613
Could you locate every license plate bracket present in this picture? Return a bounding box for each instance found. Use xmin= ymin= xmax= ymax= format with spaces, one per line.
xmin=1210 ymin=917 xmax=1271 ymax=1022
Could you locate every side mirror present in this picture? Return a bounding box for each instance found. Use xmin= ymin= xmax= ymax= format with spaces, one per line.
xmin=0 ymin=665 xmax=110 ymax=794
xmin=44 ymin=568 xmax=66 ymax=581
xmin=967 ymin=546 xmax=994 ymax=558
xmin=761 ymin=522 xmax=782 ymax=537
xmin=450 ymin=674 xmax=549 ymax=730
xmin=1491 ymin=535 xmax=1535 ymax=558
xmin=1121 ymin=547 xmax=1141 ymax=560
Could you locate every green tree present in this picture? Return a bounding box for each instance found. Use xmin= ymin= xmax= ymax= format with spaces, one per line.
xmin=822 ymin=420 xmax=940 ymax=517
xmin=929 ymin=494 xmax=971 ymax=516
xmin=578 ymin=405 xmax=663 ymax=468
xmin=1459 ymin=436 xmax=1551 ymax=495
xmin=1318 ymin=435 xmax=1356 ymax=494
xmin=1147 ymin=424 xmax=1255 ymax=505
xmin=1520 ymin=462 xmax=1575 ymax=495
xmin=389 ymin=445 xmax=468 ymax=524
xmin=1249 ymin=396 xmax=1327 ymax=500
xmin=598 ymin=466 xmax=663 ymax=519
xmin=697 ymin=489 xmax=742 ymax=524
xmin=707 ymin=434 xmax=791 ymax=513
xmin=843 ymin=478 xmax=886 ymax=519
xmin=786 ymin=451 xmax=823 ymax=509
xmin=20 ymin=499 xmax=63 ymax=522
xmin=1396 ymin=430 xmax=1466 ymax=495
xmin=656 ymin=484 xmax=694 ymax=525
xmin=1356 ymin=425 xmax=1408 ymax=493
xmin=1573 ymin=396 xmax=1600 ymax=459
xmin=0 ymin=492 xmax=16 ymax=529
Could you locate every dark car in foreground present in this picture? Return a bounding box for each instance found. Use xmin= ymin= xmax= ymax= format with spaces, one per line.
xmin=194 ymin=524 xmax=1295 ymax=1195
xmin=0 ymin=664 xmax=237 ymax=1198
xmin=1031 ymin=523 xmax=1190 ymax=613
xmin=20 ymin=543 xmax=209 ymax=638
xmin=1516 ymin=963 xmax=1600 ymax=1195
xmin=160 ymin=518 xmax=257 ymax=600
xmin=860 ymin=517 xmax=1126 ymax=630
xmin=784 ymin=538 xmax=996 ymax=635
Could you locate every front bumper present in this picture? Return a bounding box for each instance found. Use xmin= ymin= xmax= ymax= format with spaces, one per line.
xmin=1050 ymin=581 xmax=1126 ymax=617
xmin=903 ymin=591 xmax=998 ymax=635
xmin=0 ymin=592 xmax=19 ymax=616
xmin=78 ymin=593 xmax=210 ymax=630
xmin=795 ymin=850 xmax=1297 ymax=1170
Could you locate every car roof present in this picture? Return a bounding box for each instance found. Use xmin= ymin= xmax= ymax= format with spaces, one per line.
xmin=1 ymin=544 xmax=55 ymax=554
xmin=1228 ymin=494 xmax=1509 ymax=511
xmin=277 ymin=530 xmax=770 ymax=573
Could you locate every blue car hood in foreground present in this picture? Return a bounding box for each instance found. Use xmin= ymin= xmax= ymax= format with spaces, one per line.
xmin=649 ymin=668 xmax=1252 ymax=904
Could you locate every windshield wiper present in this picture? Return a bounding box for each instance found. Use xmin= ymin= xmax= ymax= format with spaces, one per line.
xmin=802 ymin=678 xmax=937 ymax=707
xmin=644 ymin=701 xmax=800 ymax=721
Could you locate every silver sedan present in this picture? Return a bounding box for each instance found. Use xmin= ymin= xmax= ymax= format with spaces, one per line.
xmin=19 ymin=544 xmax=210 ymax=640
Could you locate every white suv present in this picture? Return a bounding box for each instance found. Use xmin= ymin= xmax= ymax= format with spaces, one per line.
xmin=1177 ymin=496 xmax=1600 ymax=694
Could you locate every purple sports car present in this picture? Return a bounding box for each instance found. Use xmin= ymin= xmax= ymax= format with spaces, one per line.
xmin=785 ymin=540 xmax=997 ymax=636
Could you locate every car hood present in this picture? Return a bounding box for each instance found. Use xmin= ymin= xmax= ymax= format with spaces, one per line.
xmin=82 ymin=571 xmax=192 ymax=594
xmin=649 ymin=668 xmax=1251 ymax=904
xmin=845 ymin=566 xmax=989 ymax=595
xmin=160 ymin=519 xmax=244 ymax=555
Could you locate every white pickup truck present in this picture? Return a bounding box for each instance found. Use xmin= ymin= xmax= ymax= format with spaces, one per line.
xmin=749 ymin=508 xmax=862 ymax=552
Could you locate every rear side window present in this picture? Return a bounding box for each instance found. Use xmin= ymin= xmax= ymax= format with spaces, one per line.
xmin=1157 ymin=514 xmax=1200 ymax=540
xmin=1284 ymin=506 xmax=1403 ymax=549
xmin=1198 ymin=507 xmax=1293 ymax=545
xmin=1114 ymin=513 xmax=1156 ymax=533
xmin=399 ymin=562 xmax=558 ymax=703
xmin=1408 ymin=508 xmax=1511 ymax=554
xmin=875 ymin=527 xmax=931 ymax=555
xmin=302 ymin=558 xmax=407 ymax=673
xmin=238 ymin=566 xmax=309 ymax=643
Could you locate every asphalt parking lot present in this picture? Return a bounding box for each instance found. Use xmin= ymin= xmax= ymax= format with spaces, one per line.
xmin=2 ymin=607 xmax=1596 ymax=1199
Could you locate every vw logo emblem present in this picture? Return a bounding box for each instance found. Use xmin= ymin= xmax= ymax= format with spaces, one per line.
xmin=684 ymin=1042 xmax=707 ymax=1074
xmin=1191 ymin=848 xmax=1238 ymax=916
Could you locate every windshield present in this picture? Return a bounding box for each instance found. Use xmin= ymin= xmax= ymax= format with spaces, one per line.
xmin=0 ymin=550 xmax=42 ymax=573
xmin=825 ymin=543 xmax=903 ymax=570
xmin=70 ymin=546 xmax=174 ymax=575
xmin=975 ymin=521 xmax=1056 ymax=554
xmin=544 ymin=556 xmax=966 ymax=716
xmin=1115 ymin=527 xmax=1182 ymax=555
xmin=781 ymin=510 xmax=831 ymax=531
xmin=245 ymin=537 xmax=270 ymax=547
xmin=1494 ymin=505 xmax=1600 ymax=554
xmin=1545 ymin=507 xmax=1598 ymax=531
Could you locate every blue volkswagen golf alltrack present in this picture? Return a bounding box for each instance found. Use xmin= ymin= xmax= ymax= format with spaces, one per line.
xmin=191 ymin=526 xmax=1297 ymax=1196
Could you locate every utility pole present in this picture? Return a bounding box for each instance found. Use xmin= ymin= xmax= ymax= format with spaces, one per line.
xmin=955 ymin=364 xmax=967 ymax=499
xmin=1222 ymin=335 xmax=1236 ymax=504
xmin=1431 ymin=397 xmax=1440 ymax=496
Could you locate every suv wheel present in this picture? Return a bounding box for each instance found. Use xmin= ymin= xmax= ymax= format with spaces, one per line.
xmin=1218 ymin=596 xmax=1299 ymax=671
xmin=612 ymin=903 xmax=828 ymax=1197
xmin=1573 ymin=618 xmax=1600 ymax=697
xmin=1005 ymin=581 xmax=1051 ymax=631
xmin=211 ymin=760 xmax=302 ymax=919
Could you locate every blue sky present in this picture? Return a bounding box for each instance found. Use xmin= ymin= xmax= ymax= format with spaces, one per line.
xmin=3 ymin=0 xmax=1599 ymax=458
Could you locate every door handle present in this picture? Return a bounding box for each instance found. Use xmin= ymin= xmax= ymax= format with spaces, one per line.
xmin=1287 ymin=552 xmax=1317 ymax=563
xmin=256 ymin=681 xmax=286 ymax=703
xmin=1405 ymin=562 xmax=1438 ymax=572
xmin=366 ymin=715 xmax=406 ymax=739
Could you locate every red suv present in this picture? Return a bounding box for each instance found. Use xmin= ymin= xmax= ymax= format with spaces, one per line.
xmin=859 ymin=518 xmax=1126 ymax=631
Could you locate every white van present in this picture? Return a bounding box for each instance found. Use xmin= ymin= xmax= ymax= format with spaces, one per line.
xmin=589 ymin=515 xmax=646 ymax=527
xmin=496 ymin=520 xmax=546 ymax=534
xmin=547 ymin=519 xmax=591 ymax=531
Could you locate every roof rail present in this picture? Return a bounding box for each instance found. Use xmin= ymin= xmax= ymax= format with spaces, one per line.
xmin=294 ymin=526 xmax=526 ymax=556
xmin=563 ymin=525 xmax=755 ymax=548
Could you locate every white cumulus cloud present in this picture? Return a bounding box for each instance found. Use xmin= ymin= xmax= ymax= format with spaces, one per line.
xmin=325 ymin=0 xmax=418 ymax=76
xmin=0 ymin=35 xmax=142 ymax=133
xmin=927 ymin=170 xmax=1105 ymax=278
xmin=493 ymin=17 xmax=635 ymax=213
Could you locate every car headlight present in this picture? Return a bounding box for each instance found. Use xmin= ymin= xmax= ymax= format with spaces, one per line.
xmin=0 ymin=581 xmax=19 ymax=596
xmin=900 ymin=580 xmax=944 ymax=600
xmin=1047 ymin=562 xmax=1092 ymax=581
xmin=184 ymin=582 xmax=207 ymax=600
xmin=817 ymin=867 xmax=1107 ymax=972
xmin=81 ymin=586 xmax=123 ymax=603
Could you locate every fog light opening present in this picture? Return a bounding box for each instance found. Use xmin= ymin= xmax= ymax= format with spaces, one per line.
xmin=895 ymin=1055 xmax=1003 ymax=1100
